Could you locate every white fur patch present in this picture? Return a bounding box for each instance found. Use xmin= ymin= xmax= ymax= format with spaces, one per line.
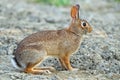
xmin=11 ymin=57 xmax=23 ymax=71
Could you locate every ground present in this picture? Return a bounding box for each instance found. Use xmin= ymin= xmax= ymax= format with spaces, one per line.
xmin=0 ymin=0 xmax=120 ymax=80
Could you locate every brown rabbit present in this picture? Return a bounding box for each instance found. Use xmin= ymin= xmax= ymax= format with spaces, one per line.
xmin=11 ymin=4 xmax=92 ymax=74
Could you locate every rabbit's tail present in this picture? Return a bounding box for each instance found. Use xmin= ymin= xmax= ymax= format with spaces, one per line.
xmin=11 ymin=56 xmax=23 ymax=71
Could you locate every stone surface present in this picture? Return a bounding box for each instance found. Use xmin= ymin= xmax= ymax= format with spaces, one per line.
xmin=0 ymin=0 xmax=120 ymax=80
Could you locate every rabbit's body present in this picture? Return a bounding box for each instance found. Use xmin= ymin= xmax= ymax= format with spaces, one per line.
xmin=14 ymin=26 xmax=83 ymax=69
xmin=15 ymin=29 xmax=82 ymax=57
xmin=11 ymin=5 xmax=92 ymax=74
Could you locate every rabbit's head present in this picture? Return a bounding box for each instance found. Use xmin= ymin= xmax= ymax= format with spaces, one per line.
xmin=69 ymin=4 xmax=92 ymax=35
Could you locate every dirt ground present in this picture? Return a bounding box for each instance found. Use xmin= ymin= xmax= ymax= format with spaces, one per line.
xmin=0 ymin=0 xmax=120 ymax=80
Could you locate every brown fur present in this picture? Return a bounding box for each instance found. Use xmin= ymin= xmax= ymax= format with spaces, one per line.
xmin=12 ymin=5 xmax=92 ymax=74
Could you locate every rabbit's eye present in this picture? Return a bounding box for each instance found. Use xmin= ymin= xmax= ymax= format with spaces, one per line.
xmin=81 ymin=21 xmax=87 ymax=27
xmin=82 ymin=22 xmax=86 ymax=27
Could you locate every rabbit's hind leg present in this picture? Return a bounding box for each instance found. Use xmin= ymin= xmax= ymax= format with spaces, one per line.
xmin=34 ymin=67 xmax=56 ymax=73
xmin=24 ymin=54 xmax=49 ymax=74
xmin=22 ymin=46 xmax=51 ymax=74
xmin=24 ymin=62 xmax=55 ymax=74
xmin=24 ymin=62 xmax=48 ymax=74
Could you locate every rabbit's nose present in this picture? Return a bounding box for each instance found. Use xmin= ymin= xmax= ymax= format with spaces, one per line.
xmin=88 ymin=27 xmax=92 ymax=33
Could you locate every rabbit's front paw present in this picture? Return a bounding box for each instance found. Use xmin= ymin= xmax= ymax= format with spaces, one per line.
xmin=70 ymin=68 xmax=79 ymax=71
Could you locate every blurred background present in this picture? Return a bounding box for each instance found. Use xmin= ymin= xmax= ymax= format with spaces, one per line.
xmin=0 ymin=0 xmax=120 ymax=80
xmin=31 ymin=0 xmax=70 ymax=6
xmin=30 ymin=0 xmax=120 ymax=6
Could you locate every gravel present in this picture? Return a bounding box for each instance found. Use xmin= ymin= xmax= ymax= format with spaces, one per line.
xmin=0 ymin=0 xmax=120 ymax=80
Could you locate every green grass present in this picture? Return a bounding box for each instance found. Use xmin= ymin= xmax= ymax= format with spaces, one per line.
xmin=35 ymin=0 xmax=70 ymax=6
xmin=115 ymin=0 xmax=120 ymax=2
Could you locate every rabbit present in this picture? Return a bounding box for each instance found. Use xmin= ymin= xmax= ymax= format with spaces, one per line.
xmin=11 ymin=4 xmax=92 ymax=74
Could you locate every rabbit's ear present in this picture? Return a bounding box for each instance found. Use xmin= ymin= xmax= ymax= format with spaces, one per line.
xmin=70 ymin=4 xmax=80 ymax=21
xmin=75 ymin=4 xmax=80 ymax=19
